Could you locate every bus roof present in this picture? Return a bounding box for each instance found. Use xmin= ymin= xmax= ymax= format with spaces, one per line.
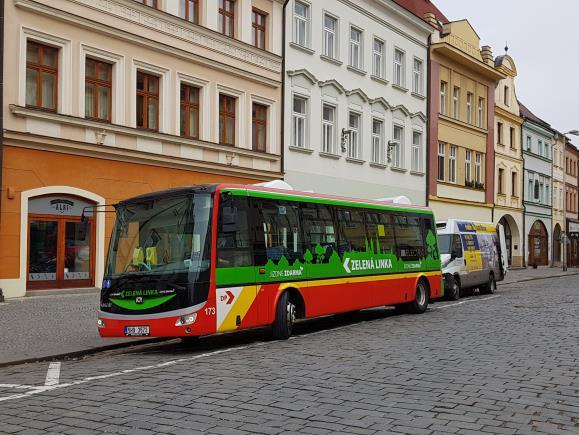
xmin=117 ymin=183 xmax=434 ymax=215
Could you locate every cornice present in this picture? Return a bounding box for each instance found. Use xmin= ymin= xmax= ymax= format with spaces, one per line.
xmin=9 ymin=105 xmax=281 ymax=162
xmin=495 ymin=106 xmax=523 ymax=125
xmin=15 ymin=0 xmax=282 ymax=82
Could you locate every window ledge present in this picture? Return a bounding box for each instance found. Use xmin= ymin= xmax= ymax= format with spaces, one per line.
xmin=289 ymin=145 xmax=314 ymax=154
xmin=346 ymin=157 xmax=365 ymax=164
xmin=319 ymin=151 xmax=341 ymax=160
xmin=390 ymin=166 xmax=407 ymax=173
xmin=289 ymin=42 xmax=315 ymax=55
xmin=392 ymin=84 xmax=409 ymax=93
xmin=370 ymin=75 xmax=389 ymax=85
xmin=370 ymin=162 xmax=387 ymax=169
xmin=347 ymin=65 xmax=367 ymax=76
xmin=411 ymin=92 xmax=426 ymax=100
xmin=320 ymin=54 xmax=342 ymax=66
xmin=410 ymin=170 xmax=425 ymax=176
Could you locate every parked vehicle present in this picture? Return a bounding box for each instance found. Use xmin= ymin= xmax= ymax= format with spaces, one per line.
xmin=437 ymin=220 xmax=508 ymax=300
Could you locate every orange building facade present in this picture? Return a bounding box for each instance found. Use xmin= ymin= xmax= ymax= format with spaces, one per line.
xmin=0 ymin=0 xmax=284 ymax=298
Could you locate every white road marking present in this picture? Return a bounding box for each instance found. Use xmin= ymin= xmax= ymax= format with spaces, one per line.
xmin=44 ymin=362 xmax=61 ymax=386
xmin=0 ymin=383 xmax=42 ymax=390
xmin=430 ymin=295 xmax=500 ymax=310
xmin=0 ymin=295 xmax=500 ymax=402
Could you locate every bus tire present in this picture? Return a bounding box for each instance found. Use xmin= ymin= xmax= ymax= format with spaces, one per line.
xmin=448 ymin=277 xmax=461 ymax=301
xmin=272 ymin=291 xmax=296 ymax=340
xmin=408 ymin=279 xmax=429 ymax=314
xmin=480 ymin=273 xmax=496 ymax=295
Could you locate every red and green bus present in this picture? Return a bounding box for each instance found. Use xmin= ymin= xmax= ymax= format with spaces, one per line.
xmin=98 ymin=184 xmax=442 ymax=340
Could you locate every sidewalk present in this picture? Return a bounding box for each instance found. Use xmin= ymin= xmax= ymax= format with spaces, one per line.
xmin=0 ymin=267 xmax=578 ymax=367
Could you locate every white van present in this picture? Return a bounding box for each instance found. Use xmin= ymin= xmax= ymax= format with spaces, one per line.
xmin=437 ymin=220 xmax=508 ymax=300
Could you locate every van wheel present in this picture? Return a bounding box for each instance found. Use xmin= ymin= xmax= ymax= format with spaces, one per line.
xmin=408 ymin=280 xmax=429 ymax=314
xmin=272 ymin=292 xmax=296 ymax=340
xmin=448 ymin=277 xmax=461 ymax=301
xmin=480 ymin=273 xmax=496 ymax=295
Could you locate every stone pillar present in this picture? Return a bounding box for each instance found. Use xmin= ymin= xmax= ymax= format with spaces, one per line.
xmin=486 ymin=85 xmax=496 ymax=205
xmin=481 ymin=45 xmax=494 ymax=66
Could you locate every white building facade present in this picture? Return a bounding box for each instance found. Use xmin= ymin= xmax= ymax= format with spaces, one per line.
xmin=283 ymin=0 xmax=433 ymax=204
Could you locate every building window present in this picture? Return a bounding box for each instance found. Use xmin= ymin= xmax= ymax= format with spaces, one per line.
xmin=528 ymin=178 xmax=533 ymax=201
xmin=322 ymin=14 xmax=337 ymax=59
xmin=466 ymin=92 xmax=473 ymax=125
xmin=85 ymin=58 xmax=112 ymax=122
xmin=293 ymin=1 xmax=309 ymax=47
xmin=449 ymin=145 xmax=457 ymax=183
xmin=135 ymin=0 xmax=158 ymax=7
xmin=412 ymin=58 xmax=423 ymax=94
xmin=453 ymin=87 xmax=460 ymax=119
xmin=475 ymin=152 xmax=482 ymax=184
xmin=538 ymin=140 xmax=543 ymax=157
xmin=219 ymin=94 xmax=236 ymax=146
xmin=372 ymin=38 xmax=384 ymax=78
xmin=393 ymin=49 xmax=404 ymax=87
xmin=179 ymin=0 xmax=199 ymax=23
xmin=512 ymin=171 xmax=517 ymax=197
xmin=440 ymin=81 xmax=447 ymax=115
xmin=545 ymin=143 xmax=550 ymax=159
xmin=322 ymin=104 xmax=335 ymax=154
xmin=437 ymin=143 xmax=445 ymax=181
xmin=348 ymin=112 xmax=361 ymax=159
xmin=349 ymin=27 xmax=362 ymax=70
xmin=497 ymin=122 xmax=503 ymax=145
xmin=526 ymin=135 xmax=532 ymax=151
xmin=180 ymin=84 xmax=199 ymax=139
xmin=539 ymin=178 xmax=544 ymax=202
xmin=371 ymin=118 xmax=384 ymax=165
xmin=465 ymin=150 xmax=472 ymax=183
xmin=26 ymin=41 xmax=58 ymax=112
xmin=252 ymin=103 xmax=267 ymax=152
xmin=136 ymin=71 xmax=159 ymax=131
xmin=411 ymin=131 xmax=422 ymax=172
xmin=392 ymin=125 xmax=404 ymax=169
xmin=510 ymin=127 xmax=515 ymax=149
xmin=498 ymin=168 xmax=504 ymax=194
xmin=252 ymin=9 xmax=267 ymax=49
xmin=219 ymin=0 xmax=235 ymax=37
xmin=292 ymin=96 xmax=307 ymax=148
xmin=478 ymin=97 xmax=484 ymax=128
xmin=504 ymin=85 xmax=509 ymax=106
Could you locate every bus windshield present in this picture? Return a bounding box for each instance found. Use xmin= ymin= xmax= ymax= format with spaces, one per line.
xmin=105 ymin=193 xmax=213 ymax=278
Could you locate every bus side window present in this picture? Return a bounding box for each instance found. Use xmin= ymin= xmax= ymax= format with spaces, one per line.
xmin=254 ymin=200 xmax=303 ymax=264
xmin=301 ymin=203 xmax=336 ymax=263
xmin=453 ymin=234 xmax=463 ymax=257
xmin=365 ymin=211 xmax=396 ymax=255
xmin=394 ymin=214 xmax=426 ymax=261
xmin=336 ymin=208 xmax=366 ymax=255
xmin=216 ymin=195 xmax=252 ymax=268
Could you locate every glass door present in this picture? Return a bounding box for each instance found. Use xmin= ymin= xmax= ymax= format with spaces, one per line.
xmin=27 ymin=216 xmax=95 ymax=290
xmin=28 ymin=219 xmax=59 ymax=289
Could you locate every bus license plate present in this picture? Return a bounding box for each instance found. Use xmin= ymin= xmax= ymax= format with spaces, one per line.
xmin=124 ymin=326 xmax=150 ymax=336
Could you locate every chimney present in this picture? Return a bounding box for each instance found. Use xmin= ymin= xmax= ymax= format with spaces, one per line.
xmin=481 ymin=45 xmax=493 ymax=65
xmin=423 ymin=12 xmax=438 ymax=28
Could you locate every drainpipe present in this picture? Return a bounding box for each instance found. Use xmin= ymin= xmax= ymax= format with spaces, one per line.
xmin=425 ymin=33 xmax=431 ymax=206
xmin=522 ymin=125 xmax=526 ymax=267
xmin=0 ymin=0 xmax=4 ymax=228
xmin=280 ymin=0 xmax=290 ymax=179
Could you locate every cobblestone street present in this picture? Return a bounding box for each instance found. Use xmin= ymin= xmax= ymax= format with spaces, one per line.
xmin=1 ymin=276 xmax=578 ymax=434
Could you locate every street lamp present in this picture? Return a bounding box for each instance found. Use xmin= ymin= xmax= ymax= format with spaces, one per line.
xmin=562 ymin=130 xmax=579 ymax=271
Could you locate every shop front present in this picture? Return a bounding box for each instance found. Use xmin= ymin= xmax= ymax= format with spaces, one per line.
xmin=27 ymin=196 xmax=96 ymax=290
xmin=567 ymin=220 xmax=579 ymax=268
xmin=528 ymin=220 xmax=549 ymax=266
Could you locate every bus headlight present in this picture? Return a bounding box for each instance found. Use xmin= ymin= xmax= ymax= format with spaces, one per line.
xmin=97 ymin=319 xmax=106 ymax=328
xmin=175 ymin=313 xmax=197 ymax=326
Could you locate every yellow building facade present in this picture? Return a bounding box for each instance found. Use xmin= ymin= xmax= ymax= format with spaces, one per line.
xmin=493 ymin=55 xmax=524 ymax=267
xmin=427 ymin=20 xmax=506 ymax=223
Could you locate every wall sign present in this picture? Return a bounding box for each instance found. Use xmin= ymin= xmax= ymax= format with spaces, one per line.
xmin=29 ymin=195 xmax=94 ymax=217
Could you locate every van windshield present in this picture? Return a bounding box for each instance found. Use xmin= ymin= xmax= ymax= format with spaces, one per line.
xmin=438 ymin=234 xmax=452 ymax=255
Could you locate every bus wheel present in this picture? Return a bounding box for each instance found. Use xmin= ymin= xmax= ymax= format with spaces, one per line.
xmin=272 ymin=292 xmax=296 ymax=340
xmin=448 ymin=277 xmax=461 ymax=301
xmin=409 ymin=280 xmax=429 ymax=314
xmin=480 ymin=273 xmax=496 ymax=295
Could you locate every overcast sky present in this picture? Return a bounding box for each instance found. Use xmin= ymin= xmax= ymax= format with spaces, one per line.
xmin=434 ymin=0 xmax=579 ymax=136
